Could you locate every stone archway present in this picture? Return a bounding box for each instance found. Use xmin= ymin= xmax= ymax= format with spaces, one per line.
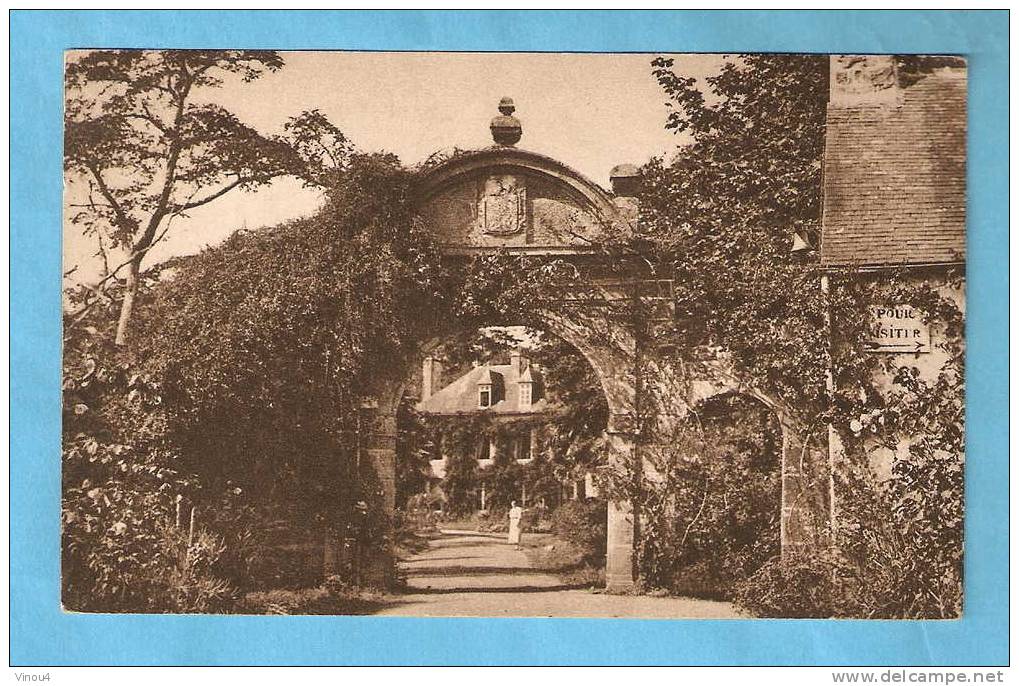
xmin=351 ymin=102 xmax=829 ymax=590
xmin=358 ymin=119 xmax=649 ymax=590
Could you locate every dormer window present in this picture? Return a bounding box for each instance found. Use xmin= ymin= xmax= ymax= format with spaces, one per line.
xmin=518 ymin=365 xmax=536 ymax=409
xmin=519 ymin=383 xmax=532 ymax=408
xmin=477 ymin=367 xmax=498 ymax=408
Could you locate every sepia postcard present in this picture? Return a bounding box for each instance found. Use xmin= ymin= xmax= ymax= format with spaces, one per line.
xmin=60 ymin=49 xmax=968 ymax=622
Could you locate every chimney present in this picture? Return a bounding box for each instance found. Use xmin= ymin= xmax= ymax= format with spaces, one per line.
xmin=510 ymin=350 xmax=527 ymax=374
xmin=830 ymin=55 xmax=902 ymax=107
xmin=422 ymin=356 xmax=443 ymax=401
xmin=610 ymin=164 xmax=640 ymax=230
xmin=609 ymin=164 xmax=641 ymax=197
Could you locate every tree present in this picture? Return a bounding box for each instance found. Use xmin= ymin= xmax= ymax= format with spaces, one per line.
xmin=64 ymin=50 xmax=350 ymax=344
xmin=643 ymin=54 xmax=831 ymax=420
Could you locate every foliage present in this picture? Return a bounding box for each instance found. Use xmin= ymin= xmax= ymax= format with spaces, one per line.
xmin=733 ymin=555 xmax=840 ymax=619
xmin=644 ymin=54 xmax=831 ymax=420
xmin=522 ymin=455 xmax=567 ymax=509
xmin=61 ymin=309 xmax=200 ymax=611
xmin=550 ymin=499 xmax=608 ymax=562
xmin=155 ymin=518 xmax=235 ymax=613
xmin=615 ymin=57 xmax=838 ymax=602
xmin=479 ymin=450 xmax=526 ymax=512
xmin=64 ymin=50 xmax=349 ymax=343
xmin=63 ymin=151 xmax=451 ymax=610
xmin=631 ymin=395 xmax=781 ymax=598
xmin=60 ymin=318 xmax=267 ymax=611
xmin=203 ymin=498 xmax=326 ymax=592
xmin=524 ymin=535 xmax=606 ymax=589
xmin=146 ymin=154 xmax=442 ymax=548
xmin=435 ymin=418 xmax=484 ymax=516
xmin=828 ymin=301 xmax=965 ymax=618
xmin=237 ymin=576 xmax=388 ymax=615
xmin=395 ymin=400 xmax=434 ymax=506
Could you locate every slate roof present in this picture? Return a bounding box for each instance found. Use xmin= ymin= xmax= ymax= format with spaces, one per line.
xmin=416 ymin=362 xmax=547 ymax=416
xmin=820 ymin=67 xmax=967 ymax=267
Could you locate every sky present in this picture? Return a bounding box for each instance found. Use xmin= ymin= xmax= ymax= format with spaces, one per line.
xmin=63 ymin=51 xmax=725 ymax=286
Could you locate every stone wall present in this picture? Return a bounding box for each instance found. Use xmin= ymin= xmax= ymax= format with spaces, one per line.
xmin=852 ymin=272 xmax=965 ymax=481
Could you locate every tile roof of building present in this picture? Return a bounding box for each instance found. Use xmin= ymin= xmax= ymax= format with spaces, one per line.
xmin=416 ymin=362 xmax=547 ymax=416
xmin=820 ymin=67 xmax=967 ymax=267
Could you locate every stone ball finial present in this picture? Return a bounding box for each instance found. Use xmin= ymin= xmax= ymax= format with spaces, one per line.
xmin=490 ymin=97 xmax=522 ymax=146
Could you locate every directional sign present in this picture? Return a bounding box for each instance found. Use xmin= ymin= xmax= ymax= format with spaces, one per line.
xmin=866 ymin=305 xmax=931 ymax=353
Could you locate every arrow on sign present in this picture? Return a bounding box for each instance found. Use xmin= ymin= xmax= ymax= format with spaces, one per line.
xmin=865 ymin=341 xmax=926 ymax=352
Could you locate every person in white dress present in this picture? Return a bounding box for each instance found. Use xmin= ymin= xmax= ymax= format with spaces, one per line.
xmin=507 ymin=501 xmax=523 ymax=549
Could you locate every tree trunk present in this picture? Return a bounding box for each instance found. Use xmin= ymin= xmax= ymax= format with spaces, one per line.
xmin=114 ymin=257 xmax=141 ymax=346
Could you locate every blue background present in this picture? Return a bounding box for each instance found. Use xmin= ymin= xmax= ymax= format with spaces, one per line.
xmin=10 ymin=10 xmax=1009 ymax=666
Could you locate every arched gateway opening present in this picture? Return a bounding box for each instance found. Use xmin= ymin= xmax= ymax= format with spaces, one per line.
xmin=367 ymin=314 xmax=640 ymax=591
xmin=390 ymin=325 xmax=615 ymax=592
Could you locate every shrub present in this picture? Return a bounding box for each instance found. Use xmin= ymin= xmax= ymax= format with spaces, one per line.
xmin=550 ymin=499 xmax=607 ymax=561
xmin=733 ymin=555 xmax=839 ymax=618
xmin=525 ymin=540 xmax=605 ymax=588
xmin=154 ymin=519 xmax=235 ymax=613
xmin=238 ymin=587 xmax=333 ymax=615
xmin=395 ymin=502 xmax=439 ymax=534
xmin=237 ymin=575 xmax=389 ymax=615
xmin=440 ymin=449 xmax=480 ymax=517
xmin=63 ymin=499 xmax=237 ymax=613
xmin=617 ymin=396 xmax=782 ymax=599
xmin=60 ymin=329 xmax=221 ymax=612
xmin=520 ymin=507 xmax=545 ymax=533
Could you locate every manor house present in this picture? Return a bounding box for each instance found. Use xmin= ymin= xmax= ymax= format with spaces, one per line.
xmin=416 ymin=351 xmax=593 ymax=508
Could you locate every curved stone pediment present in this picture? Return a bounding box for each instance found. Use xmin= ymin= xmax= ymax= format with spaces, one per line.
xmin=414 ymin=147 xmax=633 ymax=254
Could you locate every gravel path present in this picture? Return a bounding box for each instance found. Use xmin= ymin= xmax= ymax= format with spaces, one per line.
xmin=373 ymin=529 xmax=741 ymax=618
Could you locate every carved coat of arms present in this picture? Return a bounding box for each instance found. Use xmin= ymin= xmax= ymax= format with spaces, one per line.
xmin=477 ymin=174 xmax=527 ymax=236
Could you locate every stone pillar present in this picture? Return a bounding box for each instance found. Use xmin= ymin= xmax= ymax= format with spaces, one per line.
xmin=604 ymin=428 xmax=636 ymax=592
xmin=778 ymin=416 xmax=830 ymax=558
xmin=366 ymin=412 xmax=398 ymax=514
xmin=421 ymin=357 xmax=443 ymax=401
xmin=362 ymin=409 xmax=398 ymax=588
